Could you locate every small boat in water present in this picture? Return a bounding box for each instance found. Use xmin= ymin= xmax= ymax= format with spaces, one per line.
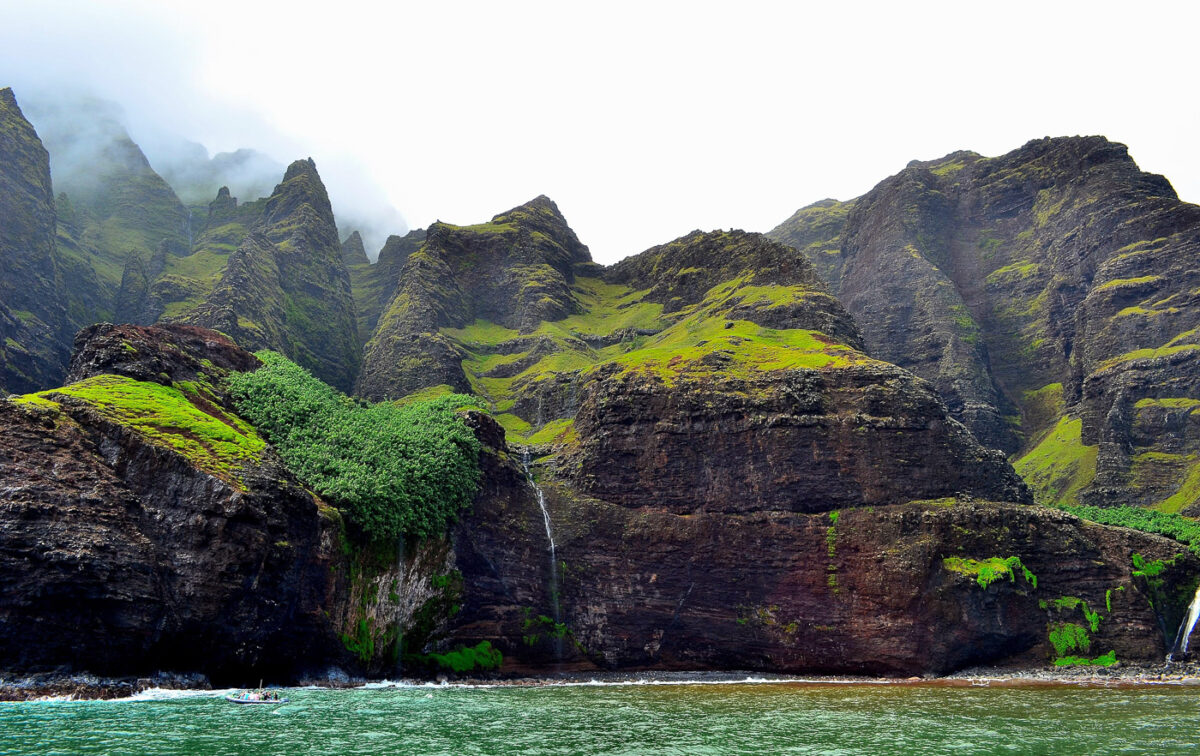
xmin=225 ymin=690 xmax=288 ymax=705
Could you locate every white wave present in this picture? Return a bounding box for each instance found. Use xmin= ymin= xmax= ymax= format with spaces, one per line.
xmin=121 ymin=688 xmax=229 ymax=702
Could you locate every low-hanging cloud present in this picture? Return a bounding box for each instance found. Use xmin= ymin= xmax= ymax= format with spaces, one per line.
xmin=0 ymin=0 xmax=408 ymax=258
xmin=2 ymin=1 xmax=1197 ymax=266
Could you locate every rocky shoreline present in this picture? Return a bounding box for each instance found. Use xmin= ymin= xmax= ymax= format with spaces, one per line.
xmin=0 ymin=671 xmax=211 ymax=702
xmin=8 ymin=663 xmax=1200 ymax=701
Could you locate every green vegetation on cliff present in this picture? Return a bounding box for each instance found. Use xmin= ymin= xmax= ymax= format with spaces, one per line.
xmin=15 ymin=374 xmax=266 ymax=487
xmin=943 ymin=556 xmax=1037 ymax=589
xmin=1013 ymin=417 xmax=1097 ymax=506
xmin=418 ymin=641 xmax=503 ymax=673
xmin=399 ymin=222 xmax=874 ymax=447
xmin=226 ymin=351 xmax=483 ymax=540
xmin=0 ymin=87 xmax=72 ymax=391
xmin=1063 ymin=506 xmax=1200 ymax=556
xmin=769 ymin=136 xmax=1200 ymax=515
xmin=180 ymin=160 xmax=362 ymax=392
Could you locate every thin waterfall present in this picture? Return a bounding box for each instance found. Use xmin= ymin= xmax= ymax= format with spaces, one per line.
xmin=522 ymin=447 xmax=563 ymax=660
xmin=1167 ymin=583 xmax=1200 ymax=661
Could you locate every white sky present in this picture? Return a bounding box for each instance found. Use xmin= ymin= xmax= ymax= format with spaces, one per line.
xmin=2 ymin=0 xmax=1197 ymax=263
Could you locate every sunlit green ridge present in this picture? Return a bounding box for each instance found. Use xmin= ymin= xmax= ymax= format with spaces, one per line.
xmin=352 ymin=200 xmax=885 ymax=459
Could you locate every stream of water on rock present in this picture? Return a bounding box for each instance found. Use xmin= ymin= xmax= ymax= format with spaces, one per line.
xmin=1168 ymin=584 xmax=1200 ymax=660
xmin=4 ymin=681 xmax=1200 ymax=755
xmin=523 ymin=448 xmax=563 ymax=660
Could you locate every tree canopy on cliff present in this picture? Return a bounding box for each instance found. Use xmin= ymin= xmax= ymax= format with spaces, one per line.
xmin=226 ymin=351 xmax=483 ymax=541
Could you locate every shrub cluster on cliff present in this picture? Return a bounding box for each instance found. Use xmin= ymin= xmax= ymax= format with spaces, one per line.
xmin=1064 ymin=505 xmax=1200 ymax=556
xmin=226 ymin=351 xmax=483 ymax=541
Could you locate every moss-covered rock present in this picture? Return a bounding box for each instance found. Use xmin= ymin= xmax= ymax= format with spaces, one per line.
xmin=357 ymin=196 xmax=590 ymax=400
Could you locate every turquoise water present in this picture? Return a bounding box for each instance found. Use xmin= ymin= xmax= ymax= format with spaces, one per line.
xmin=3 ymin=681 xmax=1199 ymax=755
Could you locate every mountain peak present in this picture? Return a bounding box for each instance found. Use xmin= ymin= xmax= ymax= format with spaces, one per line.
xmin=341 ymin=230 xmax=369 ymax=266
xmin=263 ymin=157 xmax=334 ymax=231
xmin=282 ymin=157 xmax=318 ymax=182
xmin=493 ymin=194 xmax=569 ymax=226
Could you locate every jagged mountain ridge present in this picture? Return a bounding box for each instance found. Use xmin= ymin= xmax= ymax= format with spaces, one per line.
xmin=2 ymin=88 xmax=382 ymax=393
xmin=357 ymin=195 xmax=1026 ymax=511
xmin=769 ymin=136 xmax=1200 ymax=515
xmin=6 ymin=86 xmax=1200 ymax=682
xmin=347 ymin=227 xmax=426 ymax=349
xmin=4 ymin=83 xmax=1198 ymax=518
xmin=28 ymin=92 xmax=192 ymax=324
xmin=180 ymin=159 xmax=361 ymax=391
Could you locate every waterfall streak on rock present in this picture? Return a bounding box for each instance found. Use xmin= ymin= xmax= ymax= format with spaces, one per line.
xmin=1168 ymin=584 xmax=1200 ymax=660
xmin=522 ymin=448 xmax=563 ymax=660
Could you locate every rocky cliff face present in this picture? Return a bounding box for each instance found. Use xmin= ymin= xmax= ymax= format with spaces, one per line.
xmin=769 ymin=137 xmax=1200 ymax=513
xmin=567 ymin=366 xmax=1025 ymax=514
xmin=347 ymin=228 xmax=425 ymax=348
xmin=0 ymin=87 xmax=72 ymax=393
xmin=446 ymin=438 xmax=1198 ymax=676
xmin=183 ymin=160 xmax=361 ymax=391
xmin=0 ymin=297 xmax=1195 ymax=685
xmin=0 ymin=325 xmax=335 ymax=680
xmin=456 ymin=477 xmax=1190 ymax=676
xmin=357 ymin=196 xmax=590 ymax=399
xmin=0 ymin=324 xmax=459 ymax=682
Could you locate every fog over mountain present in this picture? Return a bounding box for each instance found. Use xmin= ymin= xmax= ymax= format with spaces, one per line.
xmin=0 ymin=2 xmax=407 ymax=256
xmin=0 ymin=1 xmax=1196 ymax=264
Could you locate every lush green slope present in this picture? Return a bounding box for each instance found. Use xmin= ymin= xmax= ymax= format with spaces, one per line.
xmin=446 ymin=229 xmax=871 ymax=445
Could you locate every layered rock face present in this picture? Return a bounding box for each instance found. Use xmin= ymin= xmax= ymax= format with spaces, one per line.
xmin=769 ymin=137 xmax=1200 ymax=512
xmin=183 ymin=159 xmax=361 ymax=391
xmin=568 ymin=367 xmax=1026 ymax=514
xmin=447 ymin=438 xmax=1197 ymax=676
xmin=0 ymin=88 xmax=71 ymax=392
xmin=0 ymin=323 xmax=465 ymax=682
xmin=0 ymin=326 xmax=338 ymax=679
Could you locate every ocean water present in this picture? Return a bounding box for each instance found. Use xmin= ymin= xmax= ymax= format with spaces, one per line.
xmin=2 ymin=680 xmax=1199 ymax=755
